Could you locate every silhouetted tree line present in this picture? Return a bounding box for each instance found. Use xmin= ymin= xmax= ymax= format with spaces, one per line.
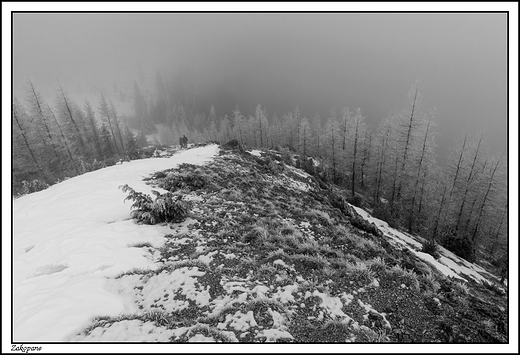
xmin=13 ymin=79 xmax=147 ymax=196
xmin=130 ymin=77 xmax=506 ymax=263
xmin=13 ymin=76 xmax=507 ymax=265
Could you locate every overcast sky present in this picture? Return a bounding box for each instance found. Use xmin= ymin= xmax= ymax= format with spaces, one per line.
xmin=12 ymin=12 xmax=508 ymax=161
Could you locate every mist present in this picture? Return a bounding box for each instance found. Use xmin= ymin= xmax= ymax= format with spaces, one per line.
xmin=13 ymin=13 xmax=508 ymax=161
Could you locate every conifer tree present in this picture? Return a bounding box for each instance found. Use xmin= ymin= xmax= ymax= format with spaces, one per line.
xmin=124 ymin=127 xmax=139 ymax=159
xmin=26 ymin=79 xmax=61 ymax=162
xmin=298 ymin=117 xmax=311 ymax=156
xmin=46 ymin=102 xmax=80 ymax=175
xmin=99 ymin=122 xmax=114 ymax=158
xmin=406 ymin=116 xmax=435 ymax=232
xmin=255 ymin=104 xmax=268 ymax=148
xmin=373 ymin=121 xmax=391 ymax=205
xmin=56 ymin=80 xmax=87 ymax=155
xmin=469 ymin=157 xmax=501 ymax=246
xmin=99 ymin=93 xmax=120 ymax=155
xmin=136 ymin=130 xmax=148 ymax=148
xmin=347 ymin=108 xmax=367 ymax=197
xmin=341 ymin=107 xmax=353 ymax=151
xmin=360 ymin=131 xmax=372 ymax=189
xmin=313 ymin=113 xmax=322 ymax=158
xmin=232 ymin=106 xmax=245 ymax=145
xmin=13 ymin=98 xmax=50 ymax=183
xmin=454 ymin=134 xmax=484 ymax=234
xmin=109 ymin=100 xmax=127 ymax=156
xmin=219 ymin=115 xmax=232 ymax=143
xmin=84 ymin=100 xmax=103 ymax=159
xmin=324 ymin=108 xmax=340 ymax=181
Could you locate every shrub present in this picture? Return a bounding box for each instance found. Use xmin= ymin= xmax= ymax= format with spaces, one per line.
xmin=453 ymin=281 xmax=470 ymax=295
xmin=372 ymin=203 xmax=398 ymax=228
xmin=295 ymin=240 xmax=321 ymax=255
xmin=158 ymin=260 xmax=209 ymax=273
xmin=442 ymin=236 xmax=474 ymax=262
xmin=264 ymin=249 xmax=287 ymax=262
xmin=261 ymin=156 xmax=284 ymax=175
xmin=386 ymin=265 xmax=420 ymax=291
xmin=115 ymin=267 xmax=154 ymax=278
xmin=159 ymin=168 xmax=207 ymax=192
xmin=309 ymin=209 xmax=333 ymax=226
xmin=329 ymin=194 xmax=354 ymax=218
xmin=343 ymin=261 xmax=375 ymax=284
xmin=246 ymin=298 xmax=286 ymax=314
xmin=350 ymin=216 xmax=383 ymax=238
xmin=300 ymin=156 xmax=315 ymax=176
xmin=20 ymin=179 xmax=49 ymax=195
xmin=79 ymin=159 xmax=107 ymax=173
xmin=222 ymin=139 xmax=243 ymax=151
xmin=289 ymin=254 xmax=329 ymax=270
xmin=355 ymin=326 xmax=389 ymax=342
xmin=365 ymin=257 xmax=387 ymax=273
xmin=281 ymin=148 xmax=293 ymax=166
xmin=421 ymin=239 xmax=441 ymax=260
xmin=243 ymin=226 xmax=269 ymax=244
xmin=120 ymin=184 xmax=189 ymax=225
xmin=183 ymin=324 xmax=234 ymax=342
xmin=481 ymin=280 xmax=506 ymax=296
xmin=348 ymin=194 xmax=363 ymax=207
xmin=419 ymin=272 xmax=441 ymax=293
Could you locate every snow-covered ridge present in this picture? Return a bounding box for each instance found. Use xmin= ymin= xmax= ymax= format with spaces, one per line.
xmin=11 ymin=144 xmax=507 ymax=344
xmin=13 ymin=145 xmax=220 ymax=341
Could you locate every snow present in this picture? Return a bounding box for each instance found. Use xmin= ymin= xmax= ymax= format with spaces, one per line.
xmin=255 ymin=328 xmax=294 ymax=342
xmin=110 ymin=266 xmax=212 ymax=312
xmin=197 ymin=250 xmax=218 ymax=264
xmin=350 ymin=204 xmax=498 ymax=284
xmin=414 ymin=252 xmax=465 ymax=281
xmin=273 ymin=259 xmax=290 ymax=269
xmin=310 ymin=290 xmax=353 ymax=322
xmin=217 ymin=310 xmax=257 ymax=331
xmin=273 ymin=284 xmax=298 ymax=304
xmin=188 ymin=333 xmax=215 ymax=342
xmin=13 ymin=145 xmax=219 ymax=341
xmin=251 ymin=285 xmax=270 ymax=298
xmin=10 ymin=142 xmax=508 ymax=346
xmin=357 ymin=299 xmax=391 ymax=329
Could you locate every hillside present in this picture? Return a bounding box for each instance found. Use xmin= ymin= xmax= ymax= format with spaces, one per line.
xmin=12 ymin=144 xmax=508 ymax=346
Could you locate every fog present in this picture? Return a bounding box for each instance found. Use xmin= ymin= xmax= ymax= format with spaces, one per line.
xmin=13 ymin=13 xmax=508 ymax=161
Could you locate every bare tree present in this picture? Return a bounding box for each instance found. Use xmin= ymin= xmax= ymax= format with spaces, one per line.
xmin=99 ymin=93 xmax=120 ymax=155
xmin=56 ymin=80 xmax=86 ymax=153
xmin=454 ymin=133 xmax=484 ymax=234
xmin=13 ymin=98 xmax=50 ymax=182
xmin=109 ymin=100 xmax=127 ymax=156
xmin=46 ymin=103 xmax=80 ymax=175
xmin=26 ymin=79 xmax=60 ymax=160
xmin=84 ymin=100 xmax=103 ymax=159
xmin=298 ymin=117 xmax=311 ymax=156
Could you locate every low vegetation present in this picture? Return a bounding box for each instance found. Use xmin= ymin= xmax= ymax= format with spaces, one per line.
xmin=119 ymin=184 xmax=190 ymax=225
xmin=74 ymin=145 xmax=507 ymax=343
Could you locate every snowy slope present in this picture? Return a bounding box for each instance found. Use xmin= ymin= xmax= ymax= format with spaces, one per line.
xmin=13 ymin=145 xmax=219 ymax=342
xmin=350 ymin=205 xmax=501 ymax=285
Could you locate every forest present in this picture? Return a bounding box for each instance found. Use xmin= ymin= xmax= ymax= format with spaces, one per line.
xmin=12 ymin=75 xmax=507 ymax=267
